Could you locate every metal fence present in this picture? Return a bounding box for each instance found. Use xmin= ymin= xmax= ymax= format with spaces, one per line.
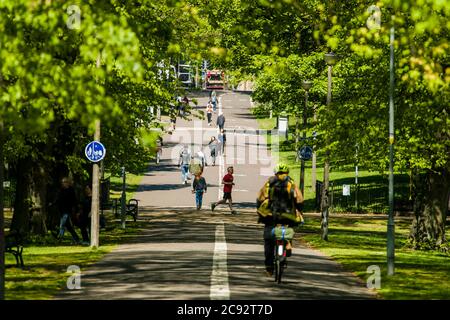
xmin=316 ymin=181 xmax=413 ymax=214
xmin=3 ymin=181 xmax=15 ymax=209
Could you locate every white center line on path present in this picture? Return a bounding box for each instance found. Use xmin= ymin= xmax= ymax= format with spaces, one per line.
xmin=218 ymin=95 xmax=224 ymax=201
xmin=210 ymin=223 xmax=230 ymax=300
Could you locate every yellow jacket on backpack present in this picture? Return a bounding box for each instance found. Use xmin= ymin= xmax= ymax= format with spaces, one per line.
xmin=257 ymin=173 xmax=304 ymax=224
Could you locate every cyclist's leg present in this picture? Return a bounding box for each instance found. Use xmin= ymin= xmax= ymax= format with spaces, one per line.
xmin=263 ymin=225 xmax=275 ymax=274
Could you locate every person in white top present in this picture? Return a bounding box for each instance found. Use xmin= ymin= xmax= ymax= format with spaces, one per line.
xmin=195 ymin=149 xmax=207 ymax=168
xmin=178 ymin=145 xmax=192 ymax=184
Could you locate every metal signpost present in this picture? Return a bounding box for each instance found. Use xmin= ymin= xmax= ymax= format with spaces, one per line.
xmin=85 ymin=140 xmax=106 ymax=248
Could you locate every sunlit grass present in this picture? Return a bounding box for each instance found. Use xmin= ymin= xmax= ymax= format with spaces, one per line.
xmin=4 ymin=217 xmax=148 ymax=300
xmin=109 ymin=172 xmax=144 ymax=202
xmin=298 ymin=215 xmax=450 ymax=299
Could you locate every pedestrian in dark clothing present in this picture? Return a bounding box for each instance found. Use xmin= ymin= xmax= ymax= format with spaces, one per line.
xmin=211 ymin=91 xmax=217 ymax=112
xmin=208 ymin=136 xmax=218 ymax=165
xmin=170 ymin=103 xmax=177 ymax=131
xmin=57 ymin=177 xmax=80 ymax=244
xmin=79 ymin=185 xmax=92 ymax=245
xmin=206 ymin=101 xmax=213 ymax=126
xmin=192 ymin=173 xmax=207 ymax=210
xmin=217 ymin=111 xmax=225 ymax=131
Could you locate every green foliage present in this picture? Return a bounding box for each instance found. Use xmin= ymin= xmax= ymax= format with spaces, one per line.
xmin=212 ymin=0 xmax=449 ymax=178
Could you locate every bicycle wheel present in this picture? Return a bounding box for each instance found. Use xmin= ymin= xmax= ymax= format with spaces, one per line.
xmin=275 ymin=260 xmax=283 ymax=284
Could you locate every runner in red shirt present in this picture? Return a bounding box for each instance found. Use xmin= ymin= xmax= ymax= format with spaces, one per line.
xmin=211 ymin=166 xmax=237 ymax=214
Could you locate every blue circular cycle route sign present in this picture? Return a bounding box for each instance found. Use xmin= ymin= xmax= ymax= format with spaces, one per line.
xmin=85 ymin=141 xmax=106 ymax=163
xmin=298 ymin=146 xmax=313 ymax=161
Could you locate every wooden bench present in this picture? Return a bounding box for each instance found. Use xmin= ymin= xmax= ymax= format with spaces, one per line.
xmin=5 ymin=232 xmax=24 ymax=268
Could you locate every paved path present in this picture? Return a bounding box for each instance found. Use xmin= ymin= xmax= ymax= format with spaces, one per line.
xmin=56 ymin=91 xmax=377 ymax=300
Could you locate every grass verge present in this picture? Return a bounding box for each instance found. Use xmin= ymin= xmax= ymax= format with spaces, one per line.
xmin=5 ymin=167 xmax=148 ymax=300
xmin=5 ymin=212 xmax=147 ymax=300
xmin=254 ymin=111 xmax=450 ymax=299
xmin=298 ymin=215 xmax=450 ymax=299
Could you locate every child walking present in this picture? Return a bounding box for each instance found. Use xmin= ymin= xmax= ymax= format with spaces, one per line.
xmin=192 ymin=172 xmax=207 ymax=210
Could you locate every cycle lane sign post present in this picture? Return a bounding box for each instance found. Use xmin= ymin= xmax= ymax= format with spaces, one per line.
xmin=85 ymin=141 xmax=106 ymax=248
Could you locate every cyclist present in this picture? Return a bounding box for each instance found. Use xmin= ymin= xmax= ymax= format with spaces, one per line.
xmin=256 ymin=163 xmax=304 ymax=277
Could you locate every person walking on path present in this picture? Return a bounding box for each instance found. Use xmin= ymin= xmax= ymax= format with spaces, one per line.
xmin=208 ymin=136 xmax=218 ymax=166
xmin=206 ymin=101 xmax=213 ymax=126
xmin=256 ymin=163 xmax=304 ymax=277
xmin=192 ymin=172 xmax=208 ymax=210
xmin=217 ymin=111 xmax=225 ymax=131
xmin=181 ymin=95 xmax=189 ymax=117
xmin=194 ymin=148 xmax=207 ymax=169
xmin=211 ymin=166 xmax=237 ymax=214
xmin=170 ymin=103 xmax=177 ymax=132
xmin=78 ymin=185 xmax=92 ymax=245
xmin=57 ymin=177 xmax=81 ymax=244
xmin=178 ymin=145 xmax=192 ymax=185
xmin=218 ymin=129 xmax=227 ymax=154
xmin=211 ymin=90 xmax=217 ymax=113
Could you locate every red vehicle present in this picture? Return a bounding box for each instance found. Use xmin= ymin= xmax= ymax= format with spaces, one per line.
xmin=206 ymin=70 xmax=225 ymax=90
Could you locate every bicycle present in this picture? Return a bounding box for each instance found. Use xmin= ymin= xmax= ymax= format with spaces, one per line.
xmin=272 ymin=225 xmax=293 ymax=284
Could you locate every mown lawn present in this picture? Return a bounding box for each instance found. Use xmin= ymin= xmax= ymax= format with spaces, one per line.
xmin=109 ymin=171 xmax=145 ymax=203
xmin=4 ymin=167 xmax=148 ymax=301
xmin=4 ymin=215 xmax=147 ymax=300
xmin=298 ymin=215 xmax=450 ymax=299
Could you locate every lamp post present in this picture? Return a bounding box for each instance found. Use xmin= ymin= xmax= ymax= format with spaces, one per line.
xmin=387 ymin=21 xmax=395 ymax=276
xmin=90 ymin=53 xmax=102 ymax=249
xmin=321 ymin=52 xmax=337 ymax=241
xmin=300 ymin=80 xmax=312 ymax=196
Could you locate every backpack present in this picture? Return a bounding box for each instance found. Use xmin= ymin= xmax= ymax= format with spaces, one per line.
xmin=268 ymin=175 xmax=295 ymax=219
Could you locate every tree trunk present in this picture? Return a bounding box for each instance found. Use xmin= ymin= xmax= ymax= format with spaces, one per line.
xmin=409 ymin=169 xmax=450 ymax=250
xmin=29 ymin=163 xmax=48 ymax=236
xmin=295 ymin=116 xmax=299 ymax=162
xmin=0 ymin=120 xmax=5 ymax=300
xmin=10 ymin=157 xmax=32 ymax=234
